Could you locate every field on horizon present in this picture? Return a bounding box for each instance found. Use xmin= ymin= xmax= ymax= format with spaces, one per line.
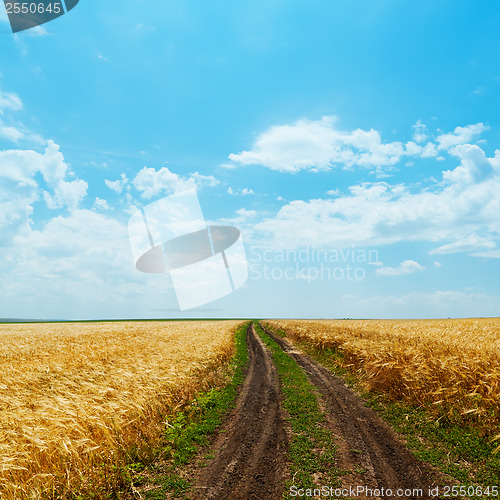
xmin=0 ymin=320 xmax=242 ymax=499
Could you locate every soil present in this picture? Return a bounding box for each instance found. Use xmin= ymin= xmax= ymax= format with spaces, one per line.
xmin=259 ymin=323 xmax=447 ymax=499
xmin=184 ymin=323 xmax=453 ymax=499
xmin=189 ymin=323 xmax=289 ymax=499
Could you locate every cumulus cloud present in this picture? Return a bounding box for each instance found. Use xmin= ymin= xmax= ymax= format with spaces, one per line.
xmin=251 ymin=142 xmax=500 ymax=251
xmin=404 ymin=141 xmax=437 ymax=158
xmin=226 ymin=116 xmax=484 ymax=173
xmin=376 ymin=260 xmax=425 ymax=276
xmin=190 ymin=171 xmax=220 ymax=188
xmin=0 ymin=141 xmax=88 ymax=245
xmin=105 ymin=173 xmax=129 ymax=193
xmin=43 ymin=179 xmax=88 ymax=210
xmin=0 ymin=208 xmax=172 ymax=319
xmin=106 ymin=168 xmax=218 ymax=200
xmin=436 ymin=123 xmax=489 ymax=150
xmin=0 ymin=88 xmax=186 ymax=319
xmin=0 ymin=88 xmax=51 ymax=146
xmin=130 ymin=166 xmax=218 ymax=199
xmin=443 ymin=144 xmax=494 ymax=186
xmin=412 ymin=119 xmax=428 ymax=143
xmin=40 ymin=141 xmax=88 ymax=209
xmin=0 ymin=153 xmax=170 ymax=318
xmin=93 ymin=198 xmax=110 ymax=211
xmin=227 ymin=116 xmax=409 ymax=172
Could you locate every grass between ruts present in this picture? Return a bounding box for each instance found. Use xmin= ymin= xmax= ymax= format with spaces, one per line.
xmin=125 ymin=321 xmax=250 ymax=499
xmin=253 ymin=322 xmax=342 ymax=498
xmin=263 ymin=323 xmax=500 ymax=493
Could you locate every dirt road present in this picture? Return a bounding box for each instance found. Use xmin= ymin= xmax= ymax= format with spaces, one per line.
xmin=191 ymin=323 xmax=289 ymax=499
xmin=192 ymin=323 xmax=446 ymax=499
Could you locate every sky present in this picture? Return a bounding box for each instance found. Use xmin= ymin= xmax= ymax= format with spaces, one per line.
xmin=1 ymin=0 xmax=500 ymax=320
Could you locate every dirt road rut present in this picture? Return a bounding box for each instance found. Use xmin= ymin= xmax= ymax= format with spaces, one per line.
xmin=192 ymin=323 xmax=447 ymax=499
xmin=260 ymin=323 xmax=442 ymax=499
xmin=192 ymin=323 xmax=289 ymax=499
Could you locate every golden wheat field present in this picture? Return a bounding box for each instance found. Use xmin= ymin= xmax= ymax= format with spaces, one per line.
xmin=265 ymin=318 xmax=500 ymax=446
xmin=0 ymin=320 xmax=242 ymax=499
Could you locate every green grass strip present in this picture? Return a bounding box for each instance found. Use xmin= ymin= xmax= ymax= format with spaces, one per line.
xmin=129 ymin=321 xmax=250 ymax=499
xmin=253 ymin=322 xmax=341 ymax=499
xmin=278 ymin=336 xmax=500 ymax=490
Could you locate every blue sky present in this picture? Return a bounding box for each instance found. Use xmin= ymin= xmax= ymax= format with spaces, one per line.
xmin=1 ymin=0 xmax=500 ymax=319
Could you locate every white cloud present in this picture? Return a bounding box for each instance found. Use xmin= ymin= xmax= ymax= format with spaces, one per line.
xmin=211 ymin=207 xmax=258 ymax=235
xmin=131 ymin=166 xmax=218 ymax=199
xmin=0 ymin=90 xmax=23 ymax=114
xmin=471 ymin=250 xmax=500 ymax=259
xmin=0 ymin=89 xmax=185 ymax=319
xmin=326 ymin=188 xmax=341 ymax=196
xmin=404 ymin=141 xmax=437 ymax=158
xmin=228 ymin=186 xmax=255 ymax=195
xmin=235 ymin=208 xmax=257 ymax=217
xmin=93 ymin=198 xmax=110 ymax=211
xmin=0 ymin=90 xmax=23 ymax=113
xmin=0 ymin=87 xmax=48 ymax=146
xmin=443 ymin=144 xmax=494 ymax=187
xmin=251 ymin=143 xmax=500 ymax=251
xmin=430 ymin=234 xmax=496 ymax=255
xmin=97 ymin=50 xmax=108 ymax=62
xmin=0 ymin=141 xmax=88 ymax=245
xmin=132 ymin=166 xmax=187 ymax=198
xmin=43 ymin=179 xmax=88 ymax=210
xmin=0 ymin=122 xmax=24 ymax=142
xmin=0 ymin=208 xmax=172 ymax=318
xmin=436 ymin=123 xmax=489 ymax=150
xmin=105 ymin=173 xmax=129 ymax=193
xmin=190 ymin=171 xmax=219 ymax=188
xmin=376 ymin=260 xmax=425 ymax=276
xmin=227 ymin=116 xmax=484 ymax=173
xmin=227 ymin=116 xmax=409 ymax=172
xmin=412 ymin=119 xmax=428 ymax=143
xmin=39 ymin=141 xmax=88 ymax=209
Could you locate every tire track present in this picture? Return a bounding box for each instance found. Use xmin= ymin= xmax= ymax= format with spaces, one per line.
xmin=192 ymin=323 xmax=288 ymax=500
xmin=260 ymin=323 xmax=442 ymax=500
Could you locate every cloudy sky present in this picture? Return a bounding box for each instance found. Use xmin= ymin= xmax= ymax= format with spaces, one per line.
xmin=1 ymin=1 xmax=500 ymax=319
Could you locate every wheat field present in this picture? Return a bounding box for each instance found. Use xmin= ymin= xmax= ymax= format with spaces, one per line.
xmin=265 ymin=319 xmax=500 ymax=446
xmin=0 ymin=320 xmax=242 ymax=499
